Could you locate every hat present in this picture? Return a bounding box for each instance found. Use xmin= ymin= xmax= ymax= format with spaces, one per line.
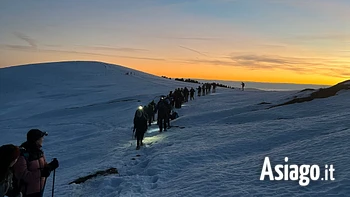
xmin=0 ymin=144 xmax=20 ymax=164
xmin=27 ymin=129 xmax=48 ymax=142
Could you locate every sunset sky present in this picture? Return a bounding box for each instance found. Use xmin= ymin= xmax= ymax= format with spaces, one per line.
xmin=0 ymin=0 xmax=349 ymax=85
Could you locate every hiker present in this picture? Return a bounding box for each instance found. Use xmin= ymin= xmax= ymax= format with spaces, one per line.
xmin=212 ymin=83 xmax=216 ymax=93
xmin=164 ymin=96 xmax=172 ymax=129
xmin=190 ymin=88 xmax=195 ymax=100
xmin=168 ymin=91 xmax=175 ymax=108
xmin=157 ymin=97 xmax=168 ymax=132
xmin=241 ymin=82 xmax=245 ymax=91
xmin=202 ymin=84 xmax=206 ymax=96
xmin=197 ymin=86 xmax=201 ymax=97
xmin=13 ymin=129 xmax=59 ymax=197
xmin=146 ymin=102 xmax=155 ymax=126
xmin=133 ymin=107 xmax=148 ymax=150
xmin=183 ymin=87 xmax=189 ymax=102
xmin=150 ymin=100 xmax=156 ymax=123
xmin=0 ymin=144 xmax=21 ymax=197
xmin=174 ymin=89 xmax=183 ymax=109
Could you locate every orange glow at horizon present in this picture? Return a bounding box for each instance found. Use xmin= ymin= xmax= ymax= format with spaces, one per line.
xmin=0 ymin=49 xmax=348 ymax=86
xmin=109 ymin=58 xmax=347 ymax=86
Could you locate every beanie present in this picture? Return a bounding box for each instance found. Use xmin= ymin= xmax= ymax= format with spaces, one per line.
xmin=27 ymin=129 xmax=48 ymax=142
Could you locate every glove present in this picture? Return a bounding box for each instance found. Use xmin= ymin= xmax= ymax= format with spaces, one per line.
xmin=48 ymin=158 xmax=59 ymax=170
xmin=41 ymin=167 xmax=51 ymax=177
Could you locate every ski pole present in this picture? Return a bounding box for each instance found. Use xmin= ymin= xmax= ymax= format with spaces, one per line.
xmin=52 ymin=169 xmax=56 ymax=197
xmin=41 ymin=176 xmax=47 ymax=197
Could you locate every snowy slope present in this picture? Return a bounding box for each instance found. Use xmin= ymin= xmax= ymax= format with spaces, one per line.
xmin=1 ymin=62 xmax=349 ymax=197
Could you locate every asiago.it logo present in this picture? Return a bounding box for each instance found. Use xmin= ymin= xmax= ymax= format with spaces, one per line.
xmin=260 ymin=157 xmax=335 ymax=186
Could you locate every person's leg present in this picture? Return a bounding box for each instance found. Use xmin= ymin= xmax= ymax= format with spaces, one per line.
xmin=140 ymin=131 xmax=145 ymax=146
xmin=164 ymin=117 xmax=167 ymax=131
xmin=136 ymin=131 xmax=141 ymax=148
xmin=167 ymin=113 xmax=171 ymax=128
xmin=159 ymin=117 xmax=163 ymax=132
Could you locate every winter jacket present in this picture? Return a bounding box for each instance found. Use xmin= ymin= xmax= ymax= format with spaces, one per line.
xmin=13 ymin=142 xmax=47 ymax=197
xmin=134 ymin=113 xmax=148 ymax=133
xmin=0 ymin=170 xmax=21 ymax=197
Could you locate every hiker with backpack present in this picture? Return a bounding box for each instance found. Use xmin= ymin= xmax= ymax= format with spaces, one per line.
xmin=157 ymin=97 xmax=168 ymax=132
xmin=133 ymin=107 xmax=148 ymax=150
xmin=183 ymin=87 xmax=189 ymax=102
xmin=190 ymin=88 xmax=195 ymax=100
xmin=13 ymin=129 xmax=59 ymax=197
xmin=197 ymin=86 xmax=201 ymax=97
xmin=0 ymin=144 xmax=22 ymax=197
xmin=145 ymin=103 xmax=154 ymax=126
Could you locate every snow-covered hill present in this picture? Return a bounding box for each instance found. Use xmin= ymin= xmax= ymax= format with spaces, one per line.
xmin=1 ymin=61 xmax=349 ymax=197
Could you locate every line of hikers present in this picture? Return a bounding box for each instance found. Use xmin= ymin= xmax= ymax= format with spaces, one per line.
xmin=0 ymin=129 xmax=59 ymax=197
xmin=196 ymin=83 xmax=217 ymax=97
xmin=0 ymin=81 xmax=240 ymax=196
xmin=132 ymin=84 xmax=217 ymax=150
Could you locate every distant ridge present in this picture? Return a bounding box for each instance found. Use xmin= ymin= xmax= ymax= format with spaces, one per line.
xmin=271 ymin=80 xmax=350 ymax=108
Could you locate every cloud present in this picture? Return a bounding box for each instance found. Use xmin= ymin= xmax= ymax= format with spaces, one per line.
xmin=88 ymin=46 xmax=149 ymax=52
xmin=163 ymin=36 xmax=219 ymax=41
xmin=232 ymin=55 xmax=294 ymax=64
xmin=1 ymin=44 xmax=164 ymax=61
xmin=182 ymin=53 xmax=349 ymax=78
xmin=12 ymin=32 xmax=37 ymax=49
xmin=45 ymin=44 xmax=62 ymax=48
xmin=317 ymin=68 xmax=350 ymax=78
xmin=229 ymin=55 xmax=347 ymax=74
xmin=257 ymin=44 xmax=287 ymax=49
xmin=123 ymin=56 xmax=165 ymax=61
xmin=294 ymin=34 xmax=350 ymax=42
xmin=340 ymin=72 xmax=350 ymax=77
xmin=179 ymin=45 xmax=208 ymax=56
xmin=4 ymin=45 xmax=36 ymax=51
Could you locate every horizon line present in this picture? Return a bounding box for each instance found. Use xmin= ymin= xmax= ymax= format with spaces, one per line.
xmin=0 ymin=60 xmax=342 ymax=86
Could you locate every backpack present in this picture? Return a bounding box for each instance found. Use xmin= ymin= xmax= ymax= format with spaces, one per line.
xmin=11 ymin=148 xmax=29 ymax=196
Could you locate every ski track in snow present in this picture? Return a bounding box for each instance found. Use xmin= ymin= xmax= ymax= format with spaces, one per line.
xmin=1 ymin=62 xmax=349 ymax=197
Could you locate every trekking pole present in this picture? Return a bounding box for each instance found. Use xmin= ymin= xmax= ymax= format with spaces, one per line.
xmin=52 ymin=169 xmax=56 ymax=197
xmin=41 ymin=176 xmax=47 ymax=197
